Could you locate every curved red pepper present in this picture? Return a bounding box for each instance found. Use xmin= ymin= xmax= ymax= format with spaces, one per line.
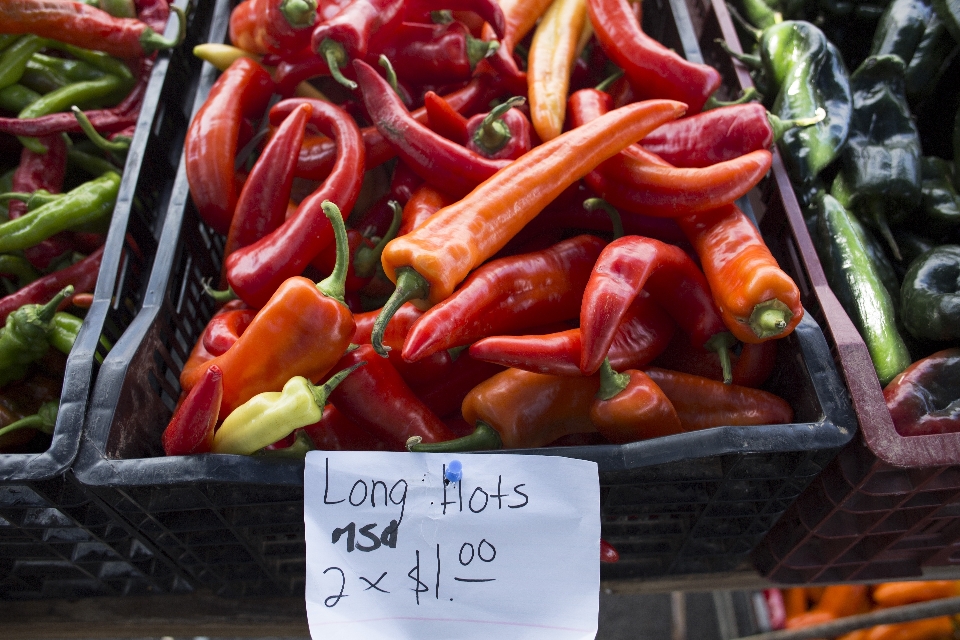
xmin=402 ymin=0 xmax=504 ymax=37
xmin=179 ymin=300 xmax=250 ymax=384
xmin=0 ymin=245 xmax=104 ymax=325
xmin=600 ymin=539 xmax=620 ymax=563
xmin=591 ymin=361 xmax=683 ymax=443
xmin=353 ymin=59 xmax=511 ymax=198
xmin=229 ymin=0 xmax=318 ymax=56
xmin=162 ymin=365 xmax=222 ymax=456
xmin=224 ymin=102 xmax=312 ymax=259
xmin=201 ymin=307 xmax=257 ymax=356
xmin=580 ymin=235 xmax=734 ymax=377
xmin=586 ymin=0 xmax=721 ymax=113
xmin=184 ymin=58 xmax=275 ymax=235
xmin=424 ymin=90 xmax=469 ymax=145
xmin=310 ymin=0 xmax=407 ymax=87
xmin=402 ymin=234 xmax=607 ymax=362
xmin=469 ymin=292 xmax=676 ymax=376
xmin=224 ymin=98 xmax=364 ymax=309
xmin=325 ymin=343 xmax=457 ymax=449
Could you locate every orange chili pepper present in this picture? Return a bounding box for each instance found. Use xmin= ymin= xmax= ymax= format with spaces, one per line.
xmin=862 ymin=616 xmax=958 ymax=640
xmin=677 ymin=203 xmax=804 ymax=343
xmin=872 ymin=582 xmax=960 ymax=608
xmin=783 ymin=587 xmax=810 ymax=620
xmin=373 ymin=98 xmax=687 ymax=354
xmin=786 ymin=584 xmax=871 ymax=629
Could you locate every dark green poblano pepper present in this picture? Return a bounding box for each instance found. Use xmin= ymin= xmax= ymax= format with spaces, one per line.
xmin=831 ymin=54 xmax=921 ymax=261
xmin=900 ymin=244 xmax=960 ymax=342
xmin=918 ymin=156 xmax=960 ymax=234
xmin=0 ymin=286 xmax=74 ymax=388
xmin=759 ymin=21 xmax=853 ymax=199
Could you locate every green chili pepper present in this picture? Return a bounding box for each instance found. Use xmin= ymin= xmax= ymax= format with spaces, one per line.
xmin=815 ymin=193 xmax=912 ymax=385
xmin=0 ymin=35 xmax=47 ymax=92
xmin=831 ymin=54 xmax=921 ymax=261
xmin=729 ymin=0 xmax=784 ymax=29
xmin=0 ymin=171 xmax=120 ymax=254
xmin=48 ymin=311 xmax=84 ymax=356
xmin=0 ymin=35 xmax=22 ymax=53
xmin=41 ymin=43 xmax=134 ymax=84
xmin=212 ymin=363 xmax=365 ymax=456
xmin=871 ymin=0 xmax=934 ymax=60
xmin=73 ymin=106 xmax=131 ymax=155
xmin=0 ymin=286 xmax=73 ymax=388
xmin=900 ymin=244 xmax=960 ymax=342
xmin=0 ymin=83 xmax=41 ymax=113
xmin=758 ymin=21 xmax=853 ymax=197
xmin=21 ymin=52 xmax=108 ymax=95
xmin=0 ymin=401 xmax=58 ymax=440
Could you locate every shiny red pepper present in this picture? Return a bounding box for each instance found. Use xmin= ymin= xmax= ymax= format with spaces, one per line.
xmin=301 ymin=403 xmax=390 ymax=451
xmin=469 ymin=292 xmax=676 ymax=377
xmin=312 ymin=202 xmax=402 ymax=293
xmin=325 ymin=343 xmax=457 ymax=449
xmin=223 ymin=102 xmax=313 ymax=259
xmin=424 ymin=90 xmax=469 ymax=145
xmin=353 ymin=59 xmax=511 ymax=198
xmin=402 ymin=234 xmax=608 ymax=362
xmin=374 ymin=21 xmax=498 ymax=88
xmin=884 ymin=348 xmax=960 ymax=436
xmin=398 ymin=182 xmax=456 ymax=236
xmin=229 ymin=0 xmax=319 ymax=56
xmin=162 ymin=365 xmax=222 ymax=456
xmin=586 ymin=0 xmax=720 ymax=113
xmin=465 ymin=95 xmax=532 ymax=160
xmin=201 ymin=307 xmax=256 ymax=356
xmin=580 ymin=235 xmax=735 ymax=378
xmin=184 ymin=58 xmax=275 ymax=235
xmin=591 ymin=359 xmax=683 ymax=443
xmin=224 ymin=98 xmax=364 ymax=309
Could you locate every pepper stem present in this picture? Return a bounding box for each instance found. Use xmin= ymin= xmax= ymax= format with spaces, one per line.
xmin=473 ymin=96 xmax=525 ymax=155
xmin=280 ymin=0 xmax=318 ymax=28
xmin=0 ymin=401 xmax=58 ymax=439
xmin=767 ymin=107 xmax=826 ymax=142
xmin=596 ymin=358 xmax=630 ymax=401
xmin=466 ymin=36 xmax=499 ymax=68
xmin=317 ymin=200 xmax=350 ymax=303
xmin=406 ymin=421 xmax=503 ymax=452
xmin=73 ymin=106 xmax=131 ymax=154
xmin=703 ymin=86 xmax=761 ymax=110
xmin=378 ymin=55 xmax=405 ymax=100
xmin=202 ymin=279 xmax=237 ymax=303
xmin=583 ymin=197 xmax=624 ymax=239
xmin=320 ymin=38 xmax=357 ymax=90
xmin=354 ymin=201 xmax=402 ymax=280
xmin=372 ymin=267 xmax=430 ymax=357
xmin=37 ymin=286 xmax=74 ymax=324
xmin=704 ymin=331 xmax=737 ymax=384
xmin=716 ymin=38 xmax=762 ymax=69
xmin=139 ymin=5 xmax=187 ymax=53
xmin=312 ymin=360 xmax=366 ymax=408
xmin=866 ymin=199 xmax=902 ymax=262
xmin=748 ymin=299 xmax=793 ymax=340
xmin=594 ymin=68 xmax=624 ymax=93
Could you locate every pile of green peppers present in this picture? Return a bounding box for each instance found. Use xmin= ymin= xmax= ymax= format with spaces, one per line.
xmin=728 ymin=0 xmax=960 ymax=435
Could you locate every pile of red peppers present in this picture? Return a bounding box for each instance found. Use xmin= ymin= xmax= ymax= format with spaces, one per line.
xmin=166 ymin=0 xmax=809 ymax=457
xmin=0 ymin=0 xmax=183 ymax=452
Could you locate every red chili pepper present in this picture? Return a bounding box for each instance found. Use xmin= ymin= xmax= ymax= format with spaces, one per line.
xmin=352 ymin=160 xmax=422 ymax=238
xmin=354 ymin=59 xmax=511 ymax=198
xmin=184 ymin=58 xmax=276 ymax=235
xmin=398 ymin=182 xmax=456 ymax=236
xmin=268 ymin=44 xmax=333 ymax=97
xmin=414 ymin=350 xmax=505 ymax=419
xmin=229 ymin=0 xmax=319 ymax=56
xmin=676 ymin=203 xmax=803 ymax=343
xmin=179 ymin=300 xmax=250 ymax=383
xmin=134 ymin=0 xmax=170 ymax=33
xmin=402 ymin=0 xmax=505 ymax=37
xmin=580 ymin=235 xmax=735 ymax=378
xmin=401 ymin=234 xmax=607 ymax=362
xmin=224 ymin=98 xmax=364 ymax=309
xmin=652 ymin=330 xmax=779 ymax=388
xmin=0 ymin=0 xmax=182 ymax=59
xmin=324 ymin=343 xmax=457 ymax=449
xmin=600 ymin=539 xmax=620 ymax=563
xmin=288 ymin=74 xmax=498 ymax=179
xmin=884 ymin=348 xmax=960 ymax=436
xmin=469 ymin=292 xmax=676 ymax=376
xmin=591 ymin=359 xmax=683 ymax=443
xmin=424 ymin=90 xmax=469 ymax=145
xmin=643 ymin=367 xmax=794 ymax=431
xmin=180 ymin=202 xmax=355 ymax=418
xmin=465 ymin=95 xmax=532 ymax=160
xmin=0 ymin=245 xmax=104 ymax=325
xmin=162 ymin=364 xmax=223 ymax=456
xmin=310 ymin=0 xmax=407 ymax=88
xmin=375 ymin=21 xmax=498 ymax=88
xmin=586 ymin=0 xmax=720 ymax=113
xmin=201 ymin=307 xmax=257 ymax=356
xmin=223 ymin=102 xmax=313 ymax=260
xmin=301 ymin=403 xmax=390 ymax=451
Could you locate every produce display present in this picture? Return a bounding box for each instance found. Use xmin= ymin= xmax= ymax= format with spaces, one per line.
xmin=0 ymin=0 xmax=183 ymax=453
xmin=727 ymin=0 xmax=960 ymax=435
xmin=145 ymin=0 xmax=828 ymax=459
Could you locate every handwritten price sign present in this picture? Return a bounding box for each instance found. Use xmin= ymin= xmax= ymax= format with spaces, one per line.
xmin=304 ymin=452 xmax=600 ymax=640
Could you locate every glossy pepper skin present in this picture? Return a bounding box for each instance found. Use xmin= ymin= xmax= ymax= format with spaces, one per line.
xmin=374 ymin=99 xmax=687 ymax=353
xmin=677 ymin=203 xmax=803 ymax=344
xmin=229 ymin=0 xmax=318 ymax=56
xmin=464 ymin=96 xmax=533 ymax=161
xmin=162 ymin=364 xmax=222 ymax=456
xmin=586 ymin=0 xmax=721 ymax=113
xmin=591 ymin=359 xmax=682 ymax=443
xmin=917 ymin=157 xmax=960 ymax=235
xmin=652 ymin=330 xmax=779 ymax=388
xmin=401 ymin=234 xmax=607 ymax=362
xmin=184 ymin=58 xmax=275 ymax=236
xmin=9 ymin=134 xmax=71 ymax=270
xmin=579 ymin=235 xmax=735 ymax=377
xmin=643 ymin=367 xmax=794 ymax=431
xmin=468 ymin=292 xmax=676 ymax=377
xmin=224 ymin=99 xmax=364 ymax=309
xmin=325 ymin=343 xmax=458 ymax=450
xmin=0 ymin=245 xmax=103 ymax=325
xmin=375 ymin=21 xmax=498 ymax=88
xmin=830 ymin=55 xmax=921 ymax=260
xmin=899 ymin=245 xmax=960 ymax=342
xmin=461 ymin=367 xmax=601 ymax=449
xmin=180 ymin=202 xmax=356 ymax=417
xmin=0 ymin=285 xmax=73 ymax=388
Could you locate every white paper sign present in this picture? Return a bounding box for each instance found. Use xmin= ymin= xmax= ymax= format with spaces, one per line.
xmin=303 ymin=451 xmax=600 ymax=640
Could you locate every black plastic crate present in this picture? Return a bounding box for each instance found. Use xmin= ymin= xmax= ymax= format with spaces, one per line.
xmin=0 ymin=0 xmax=214 ymax=599
xmin=70 ymin=0 xmax=857 ymax=597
